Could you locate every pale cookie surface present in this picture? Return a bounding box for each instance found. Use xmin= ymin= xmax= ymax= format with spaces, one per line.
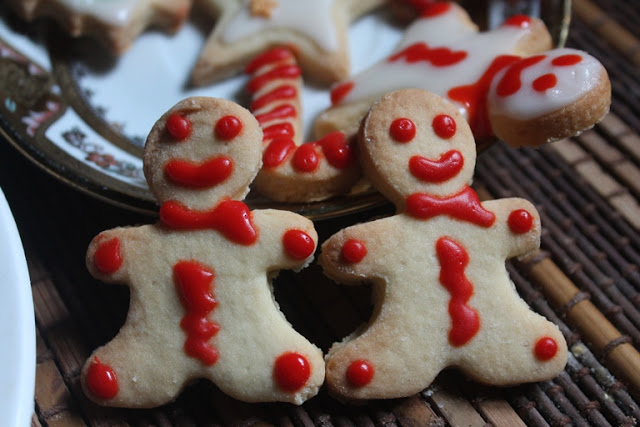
xmin=191 ymin=0 xmax=385 ymax=86
xmin=6 ymin=0 xmax=191 ymax=54
xmin=82 ymin=97 xmax=324 ymax=407
xmin=245 ymin=47 xmax=361 ymax=202
xmin=319 ymin=89 xmax=568 ymax=400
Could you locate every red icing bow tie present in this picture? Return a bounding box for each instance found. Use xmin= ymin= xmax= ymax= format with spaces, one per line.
xmin=405 ymin=186 xmax=496 ymax=227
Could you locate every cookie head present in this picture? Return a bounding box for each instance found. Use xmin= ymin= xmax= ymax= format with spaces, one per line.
xmin=144 ymin=97 xmax=263 ymax=210
xmin=359 ymin=89 xmax=476 ymax=206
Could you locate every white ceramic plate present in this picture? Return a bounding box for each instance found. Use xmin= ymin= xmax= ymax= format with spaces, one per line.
xmin=0 ymin=1 xmax=569 ymax=219
xmin=0 ymin=188 xmax=35 ymax=427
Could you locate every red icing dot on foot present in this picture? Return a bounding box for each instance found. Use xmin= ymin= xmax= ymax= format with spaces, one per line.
xmin=432 ymin=114 xmax=456 ymax=139
xmin=274 ymin=352 xmax=311 ymax=392
xmin=508 ymin=209 xmax=534 ymax=234
xmin=532 ymin=73 xmax=557 ymax=92
xmin=86 ymin=357 xmax=119 ymax=399
xmin=534 ymin=336 xmax=558 ymax=360
xmin=166 ymin=113 xmax=191 ymax=141
xmin=342 ymin=239 xmax=367 ymax=263
xmin=390 ymin=118 xmax=416 ymax=143
xmin=552 ymin=54 xmax=582 ymax=66
xmin=94 ymin=237 xmax=123 ymax=274
xmin=283 ymin=229 xmax=315 ymax=260
xmin=346 ymin=359 xmax=374 ymax=387
xmin=215 ymin=115 xmax=243 ymax=140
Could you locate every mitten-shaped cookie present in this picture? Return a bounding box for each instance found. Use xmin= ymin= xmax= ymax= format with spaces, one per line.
xmin=82 ymin=97 xmax=324 ymax=407
xmin=320 ymin=89 xmax=567 ymax=401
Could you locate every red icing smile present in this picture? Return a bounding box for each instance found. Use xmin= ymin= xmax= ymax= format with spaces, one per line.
xmin=409 ymin=150 xmax=463 ymax=182
xmin=164 ymin=157 xmax=233 ymax=188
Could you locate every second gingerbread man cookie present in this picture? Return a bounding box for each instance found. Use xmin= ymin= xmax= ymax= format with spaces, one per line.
xmin=81 ymin=97 xmax=324 ymax=407
xmin=319 ymin=89 xmax=568 ymax=400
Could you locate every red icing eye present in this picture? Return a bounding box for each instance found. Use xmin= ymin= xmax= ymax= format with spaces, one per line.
xmin=508 ymin=209 xmax=534 ymax=234
xmin=94 ymin=237 xmax=123 ymax=274
xmin=283 ymin=229 xmax=315 ymax=260
xmin=532 ymin=73 xmax=557 ymax=92
xmin=263 ymin=138 xmax=296 ymax=168
xmin=342 ymin=239 xmax=367 ymax=263
xmin=432 ymin=114 xmax=456 ymax=139
xmin=292 ymin=143 xmax=320 ymax=172
xmin=552 ymin=54 xmax=582 ymax=66
xmin=166 ymin=113 xmax=191 ymax=141
xmin=346 ymin=359 xmax=374 ymax=387
xmin=503 ymin=15 xmax=531 ymax=28
xmin=86 ymin=357 xmax=119 ymax=399
xmin=215 ymin=115 xmax=243 ymax=140
xmin=534 ymin=337 xmax=558 ymax=360
xmin=274 ymin=352 xmax=311 ymax=392
xmin=390 ymin=118 xmax=416 ymax=143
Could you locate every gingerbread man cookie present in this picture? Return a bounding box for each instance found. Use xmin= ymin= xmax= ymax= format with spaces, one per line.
xmin=319 ymin=89 xmax=567 ymax=400
xmin=7 ymin=0 xmax=191 ymax=55
xmin=190 ymin=0 xmax=385 ymax=86
xmin=81 ymin=97 xmax=324 ymax=407
xmin=315 ymin=2 xmax=610 ymax=147
xmin=244 ymin=47 xmax=360 ymax=202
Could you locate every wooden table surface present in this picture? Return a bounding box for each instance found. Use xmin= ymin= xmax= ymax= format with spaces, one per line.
xmin=1 ymin=0 xmax=639 ymax=425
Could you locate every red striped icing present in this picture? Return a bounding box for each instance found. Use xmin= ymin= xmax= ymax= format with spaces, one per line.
xmin=247 ymin=64 xmax=301 ymax=94
xmin=262 ymin=123 xmax=295 ymax=142
xmin=263 ymin=138 xmax=296 ymax=168
xmin=251 ymin=85 xmax=297 ymax=111
xmin=245 ymin=46 xmax=294 ymax=73
xmin=255 ymin=104 xmax=297 ymax=124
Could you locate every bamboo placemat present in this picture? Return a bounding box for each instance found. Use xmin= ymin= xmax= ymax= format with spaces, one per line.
xmin=0 ymin=0 xmax=639 ymax=425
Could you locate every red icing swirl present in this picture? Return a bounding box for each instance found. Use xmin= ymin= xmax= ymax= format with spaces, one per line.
xmin=274 ymin=352 xmax=311 ymax=392
xmin=390 ymin=118 xmax=416 ymax=143
xmin=342 ymin=239 xmax=367 ymax=264
xmin=86 ymin=357 xmax=119 ymax=400
xmin=164 ymin=156 xmax=233 ymax=188
xmin=436 ymin=237 xmax=480 ymax=347
xmin=346 ymin=359 xmax=375 ymax=387
xmin=215 ymin=115 xmax=243 ymax=140
xmin=409 ymin=150 xmax=464 ymax=183
xmin=94 ymin=237 xmax=123 ymax=274
xmin=283 ymin=229 xmax=315 ymax=260
xmin=534 ymin=336 xmax=558 ymax=360
xmin=166 ymin=113 xmax=192 ymax=141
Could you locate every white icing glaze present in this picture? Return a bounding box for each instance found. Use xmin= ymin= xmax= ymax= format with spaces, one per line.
xmin=56 ymin=0 xmax=137 ymax=25
xmin=223 ymin=0 xmax=339 ymax=52
xmin=335 ymin=6 xmax=536 ymax=119
xmin=487 ymin=48 xmax=605 ymax=120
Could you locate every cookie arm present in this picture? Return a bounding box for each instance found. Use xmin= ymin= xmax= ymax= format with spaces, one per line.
xmin=86 ymin=227 xmax=138 ymax=284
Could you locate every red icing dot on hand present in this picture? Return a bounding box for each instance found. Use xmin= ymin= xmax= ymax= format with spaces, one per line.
xmin=283 ymin=229 xmax=315 ymax=260
xmin=94 ymin=237 xmax=123 ymax=274
xmin=532 ymin=73 xmax=558 ymax=92
xmin=534 ymin=336 xmax=558 ymax=361
xmin=274 ymin=352 xmax=311 ymax=392
xmin=503 ymin=15 xmax=531 ymax=28
xmin=552 ymin=54 xmax=582 ymax=66
xmin=508 ymin=209 xmax=534 ymax=234
xmin=342 ymin=239 xmax=367 ymax=263
xmin=346 ymin=359 xmax=374 ymax=387
xmin=86 ymin=357 xmax=119 ymax=399
xmin=166 ymin=113 xmax=191 ymax=141
xmin=292 ymin=143 xmax=319 ymax=172
xmin=215 ymin=115 xmax=243 ymax=140
xmin=432 ymin=114 xmax=457 ymax=139
xmin=390 ymin=118 xmax=416 ymax=143
xmin=421 ymin=2 xmax=451 ymax=17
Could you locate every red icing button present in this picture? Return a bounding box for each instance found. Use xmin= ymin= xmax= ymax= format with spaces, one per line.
xmin=164 ymin=156 xmax=233 ymax=188
xmin=532 ymin=73 xmax=557 ymax=92
xmin=534 ymin=336 xmax=558 ymax=361
xmin=390 ymin=118 xmax=416 ymax=143
xmin=432 ymin=114 xmax=457 ymax=139
xmin=292 ymin=143 xmax=320 ymax=173
xmin=552 ymin=54 xmax=582 ymax=66
xmin=283 ymin=229 xmax=315 ymax=260
xmin=166 ymin=113 xmax=191 ymax=141
xmin=346 ymin=359 xmax=375 ymax=387
xmin=342 ymin=239 xmax=367 ymax=263
xmin=409 ymin=150 xmax=464 ymax=183
xmin=86 ymin=357 xmax=119 ymax=399
xmin=274 ymin=352 xmax=311 ymax=392
xmin=215 ymin=115 xmax=243 ymax=140
xmin=94 ymin=237 xmax=123 ymax=274
xmin=508 ymin=209 xmax=534 ymax=234
xmin=263 ymin=138 xmax=296 ymax=168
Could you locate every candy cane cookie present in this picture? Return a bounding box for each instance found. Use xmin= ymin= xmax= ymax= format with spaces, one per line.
xmin=245 ymin=47 xmax=361 ymax=202
xmin=6 ymin=0 xmax=191 ymax=55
